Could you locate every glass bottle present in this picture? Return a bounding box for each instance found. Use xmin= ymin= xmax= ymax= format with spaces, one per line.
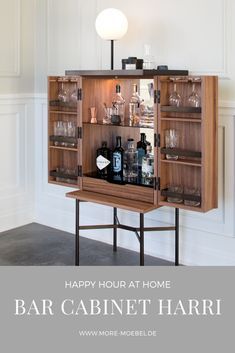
xmin=123 ymin=139 xmax=138 ymax=183
xmin=112 ymin=136 xmax=124 ymax=182
xmin=137 ymin=133 xmax=149 ymax=162
xmin=112 ymin=85 xmax=125 ymax=125
xmin=96 ymin=141 xmax=111 ymax=179
xmin=129 ymin=84 xmax=143 ymax=127
xmin=142 ymin=145 xmax=154 ymax=185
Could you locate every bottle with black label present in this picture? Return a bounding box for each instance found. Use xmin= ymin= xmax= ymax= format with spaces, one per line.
xmin=96 ymin=141 xmax=111 ymax=179
xmin=137 ymin=132 xmax=149 ymax=164
xmin=112 ymin=136 xmax=124 ymax=182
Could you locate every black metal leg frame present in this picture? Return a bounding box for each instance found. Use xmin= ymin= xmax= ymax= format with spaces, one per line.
xmin=75 ymin=200 xmax=180 ymax=267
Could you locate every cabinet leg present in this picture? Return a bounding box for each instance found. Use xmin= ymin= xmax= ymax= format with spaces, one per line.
xmin=113 ymin=207 xmax=117 ymax=252
xmin=175 ymin=208 xmax=179 ymax=266
xmin=140 ymin=213 xmax=144 ymax=266
xmin=75 ymin=200 xmax=80 ymax=266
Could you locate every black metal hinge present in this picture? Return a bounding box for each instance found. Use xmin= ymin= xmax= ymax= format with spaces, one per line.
xmin=154 ymin=177 xmax=161 ymax=191
xmin=77 ymin=127 xmax=83 ymax=139
xmin=77 ymin=88 xmax=82 ymax=101
xmin=154 ymin=133 xmax=161 ymax=148
xmin=154 ymin=90 xmax=161 ymax=104
xmin=77 ymin=165 xmax=83 ymax=177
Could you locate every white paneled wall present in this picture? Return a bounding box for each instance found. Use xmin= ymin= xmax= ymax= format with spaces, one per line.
xmin=0 ymin=95 xmax=35 ymax=231
xmin=0 ymin=0 xmax=235 ymax=265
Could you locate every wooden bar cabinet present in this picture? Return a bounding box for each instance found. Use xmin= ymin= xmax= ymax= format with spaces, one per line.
xmin=48 ymin=70 xmax=218 ymax=266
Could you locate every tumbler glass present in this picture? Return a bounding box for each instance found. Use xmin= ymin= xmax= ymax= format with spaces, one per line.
xmin=165 ymin=129 xmax=179 ymax=160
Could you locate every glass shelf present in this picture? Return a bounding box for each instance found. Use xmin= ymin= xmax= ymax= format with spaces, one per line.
xmin=83 ymin=122 xmax=154 ymax=129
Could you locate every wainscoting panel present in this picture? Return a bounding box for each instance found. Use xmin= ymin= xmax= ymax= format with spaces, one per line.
xmin=0 ymin=96 xmax=35 ymax=232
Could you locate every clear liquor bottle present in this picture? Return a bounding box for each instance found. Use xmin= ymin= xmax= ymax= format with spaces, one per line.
xmin=123 ymin=139 xmax=138 ymax=183
xmin=142 ymin=145 xmax=154 ymax=185
xmin=112 ymin=136 xmax=124 ymax=182
xmin=129 ymin=84 xmax=144 ymax=127
xmin=112 ymin=84 xmax=125 ymax=125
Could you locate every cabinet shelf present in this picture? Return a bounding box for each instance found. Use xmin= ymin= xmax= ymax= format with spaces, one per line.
xmin=49 ymin=135 xmax=77 ymax=145
xmin=49 ymin=146 xmax=78 ymax=152
xmin=49 ymin=100 xmax=77 ymax=113
xmin=160 ymin=117 xmax=201 ymax=123
xmin=159 ymin=201 xmax=202 ymax=212
xmin=161 ymin=188 xmax=201 ymax=203
xmin=50 ymin=170 xmax=78 ymax=180
xmin=161 ymin=148 xmax=202 ymax=159
xmin=161 ymin=159 xmax=202 ymax=167
xmin=161 ymin=106 xmax=202 ymax=114
xmin=83 ymin=122 xmax=154 ymax=129
xmin=84 ymin=172 xmax=154 ymax=189
xmin=49 ymin=110 xmax=78 ymax=116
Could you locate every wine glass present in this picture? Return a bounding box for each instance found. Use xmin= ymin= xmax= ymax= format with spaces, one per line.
xmin=169 ymin=83 xmax=181 ymax=107
xmin=58 ymin=82 xmax=69 ymax=103
xmin=188 ymin=84 xmax=201 ymax=107
xmin=69 ymin=89 xmax=77 ymax=106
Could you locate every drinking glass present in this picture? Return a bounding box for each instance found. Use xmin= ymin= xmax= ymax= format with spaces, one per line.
xmin=167 ymin=185 xmax=183 ymax=204
xmin=103 ymin=107 xmax=112 ymax=125
xmin=165 ymin=129 xmax=179 ymax=160
xmin=184 ymin=187 xmax=201 ymax=207
xmin=62 ymin=122 xmax=68 ymax=146
xmin=169 ymin=83 xmax=181 ymax=107
xmin=69 ymin=89 xmax=77 ymax=106
xmin=188 ymin=84 xmax=201 ymax=107
xmin=58 ymin=83 xmax=69 ymax=103
xmin=54 ymin=121 xmax=64 ymax=146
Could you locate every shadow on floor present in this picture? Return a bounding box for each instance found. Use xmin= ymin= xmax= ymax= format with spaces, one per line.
xmin=0 ymin=223 xmax=173 ymax=266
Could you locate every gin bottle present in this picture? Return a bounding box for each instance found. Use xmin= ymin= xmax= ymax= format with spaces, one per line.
xmin=112 ymin=136 xmax=124 ymax=182
xmin=142 ymin=145 xmax=154 ymax=185
xmin=123 ymin=139 xmax=138 ymax=183
xmin=96 ymin=141 xmax=111 ymax=179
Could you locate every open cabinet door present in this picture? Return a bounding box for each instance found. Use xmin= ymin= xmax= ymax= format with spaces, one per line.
xmin=156 ymin=75 xmax=218 ymax=212
xmin=48 ymin=75 xmax=82 ymax=189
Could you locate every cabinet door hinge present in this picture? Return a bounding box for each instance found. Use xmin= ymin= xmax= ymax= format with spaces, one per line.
xmin=154 ymin=177 xmax=160 ymax=191
xmin=154 ymin=133 xmax=161 ymax=148
xmin=77 ymin=127 xmax=83 ymax=139
xmin=77 ymin=88 xmax=83 ymax=101
xmin=77 ymin=165 xmax=83 ymax=177
xmin=154 ymin=90 xmax=161 ymax=104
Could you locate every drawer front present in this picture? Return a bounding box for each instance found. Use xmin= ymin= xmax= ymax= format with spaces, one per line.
xmin=82 ymin=177 xmax=154 ymax=204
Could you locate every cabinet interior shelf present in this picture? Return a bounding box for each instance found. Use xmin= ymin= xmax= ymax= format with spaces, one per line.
xmin=49 ymin=136 xmax=77 ymax=144
xmin=161 ymin=106 xmax=202 ymax=114
xmin=50 ymin=170 xmax=78 ymax=180
xmin=83 ymin=122 xmax=154 ymax=129
xmin=161 ymin=159 xmax=202 ymax=167
xmin=160 ymin=117 xmax=201 ymax=123
xmin=84 ymin=172 xmax=154 ymax=188
xmin=49 ymin=146 xmax=78 ymax=152
xmin=159 ymin=201 xmax=202 ymax=212
xmin=161 ymin=189 xmax=201 ymax=203
xmin=50 ymin=110 xmax=78 ymax=116
xmin=161 ymin=148 xmax=202 ymax=159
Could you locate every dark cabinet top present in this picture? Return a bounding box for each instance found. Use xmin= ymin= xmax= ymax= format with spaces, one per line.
xmin=65 ymin=69 xmax=189 ymax=78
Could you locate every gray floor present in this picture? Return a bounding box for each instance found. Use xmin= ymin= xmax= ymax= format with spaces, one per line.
xmin=0 ymin=223 xmax=173 ymax=266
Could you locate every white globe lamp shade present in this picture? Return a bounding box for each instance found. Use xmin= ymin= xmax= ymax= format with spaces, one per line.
xmin=95 ymin=8 xmax=128 ymax=40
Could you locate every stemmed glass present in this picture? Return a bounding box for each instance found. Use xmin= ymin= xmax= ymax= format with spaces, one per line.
xmin=188 ymin=83 xmax=201 ymax=107
xmin=169 ymin=83 xmax=181 ymax=107
xmin=58 ymin=82 xmax=69 ymax=103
